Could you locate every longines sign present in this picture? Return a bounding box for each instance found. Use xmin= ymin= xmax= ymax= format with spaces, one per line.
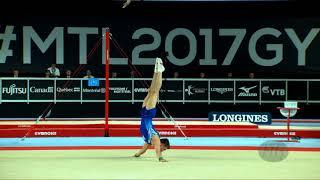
xmin=208 ymin=111 xmax=272 ymax=125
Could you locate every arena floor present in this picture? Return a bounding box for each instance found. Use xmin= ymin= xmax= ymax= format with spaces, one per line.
xmin=0 ymin=149 xmax=319 ymax=179
xmin=0 ymin=137 xmax=320 ymax=179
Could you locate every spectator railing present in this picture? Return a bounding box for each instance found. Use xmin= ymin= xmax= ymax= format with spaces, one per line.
xmin=0 ymin=77 xmax=319 ymax=104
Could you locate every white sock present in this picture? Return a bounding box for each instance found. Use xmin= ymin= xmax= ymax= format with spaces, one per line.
xmin=154 ymin=57 xmax=165 ymax=73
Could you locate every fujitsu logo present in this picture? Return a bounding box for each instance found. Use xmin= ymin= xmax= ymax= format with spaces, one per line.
xmin=2 ymin=84 xmax=27 ymax=95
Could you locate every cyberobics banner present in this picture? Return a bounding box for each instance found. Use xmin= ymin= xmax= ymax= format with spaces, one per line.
xmin=134 ymin=80 xmax=184 ymax=101
xmin=208 ymin=111 xmax=272 ymax=125
xmin=134 ymin=80 xmax=151 ymax=100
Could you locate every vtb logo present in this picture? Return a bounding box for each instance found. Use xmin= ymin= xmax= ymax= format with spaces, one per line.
xmin=262 ymin=86 xmax=285 ymax=96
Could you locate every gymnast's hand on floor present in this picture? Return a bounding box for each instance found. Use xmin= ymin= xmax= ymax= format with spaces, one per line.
xmin=133 ymin=153 xmax=140 ymax=157
xmin=159 ymin=157 xmax=168 ymax=162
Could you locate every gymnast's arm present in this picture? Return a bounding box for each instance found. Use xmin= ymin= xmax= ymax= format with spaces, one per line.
xmin=134 ymin=143 xmax=150 ymax=157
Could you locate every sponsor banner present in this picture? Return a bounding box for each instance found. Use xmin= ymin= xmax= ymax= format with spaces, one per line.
xmin=236 ymin=81 xmax=259 ymax=101
xmin=34 ymin=131 xmax=57 ymax=136
xmin=158 ymin=131 xmax=177 ymax=136
xmin=56 ymin=80 xmax=81 ymax=100
xmin=274 ymin=131 xmax=296 ymax=136
xmin=134 ymin=80 xmax=150 ymax=100
xmin=287 ymin=81 xmax=307 ymax=101
xmin=208 ymin=111 xmax=272 ymax=125
xmin=83 ymin=79 xmax=105 ymax=100
xmin=261 ymin=81 xmax=285 ymax=101
xmin=160 ymin=81 xmax=183 ymax=101
xmin=1 ymin=80 xmax=27 ymax=100
xmin=308 ymin=81 xmax=320 ymax=101
xmin=88 ymin=78 xmax=99 ymax=87
xmin=29 ymin=80 xmax=54 ymax=100
xmin=109 ymin=80 xmax=132 ymax=100
xmin=184 ymin=81 xmax=208 ymax=100
xmin=210 ymin=81 xmax=233 ymax=100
